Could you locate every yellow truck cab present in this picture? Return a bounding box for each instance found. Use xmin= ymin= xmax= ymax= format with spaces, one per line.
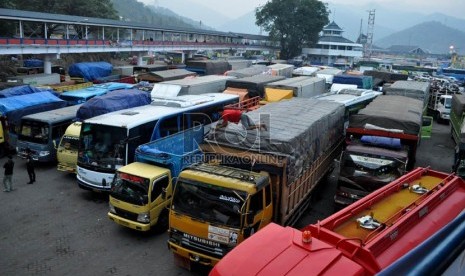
xmin=168 ymin=164 xmax=271 ymax=268
xmin=108 ymin=126 xmax=204 ymax=232
xmin=57 ymin=122 xmax=81 ymax=173
xmin=0 ymin=118 xmax=7 ymax=157
xmin=108 ymin=162 xmax=172 ymax=232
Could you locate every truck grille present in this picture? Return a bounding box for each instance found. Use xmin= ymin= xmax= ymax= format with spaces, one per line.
xmin=114 ymin=207 xmax=138 ymax=221
xmin=179 ymin=232 xmax=230 ymax=258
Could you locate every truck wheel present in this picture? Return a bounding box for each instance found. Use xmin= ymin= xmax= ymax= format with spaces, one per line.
xmin=153 ymin=209 xmax=169 ymax=234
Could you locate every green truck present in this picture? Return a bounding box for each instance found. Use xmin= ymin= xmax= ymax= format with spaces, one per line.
xmin=450 ymin=93 xmax=465 ymax=177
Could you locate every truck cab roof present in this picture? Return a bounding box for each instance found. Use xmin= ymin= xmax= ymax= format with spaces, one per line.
xmin=117 ymin=162 xmax=170 ymax=179
xmin=180 ymin=163 xmax=269 ymax=192
xmin=211 ymin=223 xmax=365 ymax=276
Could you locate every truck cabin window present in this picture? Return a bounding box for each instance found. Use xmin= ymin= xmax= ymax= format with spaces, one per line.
xmin=110 ymin=172 xmax=149 ymax=205
xmin=19 ymin=120 xmax=49 ymax=144
xmin=172 ymin=179 xmax=246 ymax=228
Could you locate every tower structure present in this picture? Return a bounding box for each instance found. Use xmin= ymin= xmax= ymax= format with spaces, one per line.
xmin=364 ymin=9 xmax=375 ymax=58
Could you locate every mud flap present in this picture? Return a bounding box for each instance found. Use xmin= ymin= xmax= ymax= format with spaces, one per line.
xmin=173 ymin=254 xmax=191 ymax=271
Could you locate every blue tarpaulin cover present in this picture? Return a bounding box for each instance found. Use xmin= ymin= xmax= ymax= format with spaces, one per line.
xmin=0 ymin=91 xmax=67 ymax=124
xmin=93 ymin=82 xmax=134 ymax=91
xmin=0 ymin=85 xmax=43 ymax=98
xmin=76 ymin=89 xmax=150 ymax=121
xmin=361 ymin=135 xmax=402 ymax=149
xmin=68 ymin=62 xmax=113 ymax=81
xmin=24 ymin=59 xmax=44 ymax=67
xmin=60 ymin=87 xmax=110 ymax=105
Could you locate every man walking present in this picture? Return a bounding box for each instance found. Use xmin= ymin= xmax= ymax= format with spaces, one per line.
xmin=26 ymin=149 xmax=36 ymax=184
xmin=3 ymin=155 xmax=14 ymax=192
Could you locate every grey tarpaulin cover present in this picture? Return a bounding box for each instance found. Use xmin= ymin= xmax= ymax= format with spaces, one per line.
xmin=225 ymin=65 xmax=270 ymax=78
xmin=451 ymin=94 xmax=465 ymax=142
xmin=384 ymin=80 xmax=430 ymax=106
xmin=348 ymin=95 xmax=423 ymax=135
xmin=206 ymin=98 xmax=345 ymax=183
xmin=452 ymin=93 xmax=465 ymax=118
xmin=225 ymin=75 xmax=286 ymax=98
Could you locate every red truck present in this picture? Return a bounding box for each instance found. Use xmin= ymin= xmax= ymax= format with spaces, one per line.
xmin=210 ymin=167 xmax=465 ymax=276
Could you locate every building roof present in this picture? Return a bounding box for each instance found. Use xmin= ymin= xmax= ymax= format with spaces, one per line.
xmin=324 ymin=21 xmax=343 ymax=31
xmin=319 ymin=36 xmax=355 ymax=44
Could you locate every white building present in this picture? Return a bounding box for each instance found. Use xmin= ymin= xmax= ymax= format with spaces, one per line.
xmin=302 ymin=21 xmax=363 ymax=68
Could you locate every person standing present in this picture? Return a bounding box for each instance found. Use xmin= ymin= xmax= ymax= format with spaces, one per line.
xmin=26 ymin=149 xmax=36 ymax=184
xmin=3 ymin=155 xmax=14 ymax=192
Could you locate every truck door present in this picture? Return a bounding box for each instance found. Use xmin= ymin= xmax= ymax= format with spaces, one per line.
xmin=422 ymin=116 xmax=433 ymax=139
xmin=149 ymin=174 xmax=170 ymax=226
xmin=245 ymin=188 xmax=269 ymax=237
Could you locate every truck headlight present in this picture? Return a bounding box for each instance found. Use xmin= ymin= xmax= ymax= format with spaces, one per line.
xmin=137 ymin=212 xmax=150 ymax=223
xmin=109 ymin=202 xmax=116 ymax=214
xmin=39 ymin=151 xmax=50 ymax=156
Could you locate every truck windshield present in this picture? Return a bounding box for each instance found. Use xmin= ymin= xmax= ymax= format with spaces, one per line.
xmin=340 ymin=152 xmax=406 ymax=190
xmin=444 ymin=97 xmax=452 ymax=109
xmin=59 ymin=135 xmax=79 ymax=151
xmin=19 ymin=120 xmax=49 ymax=144
xmin=172 ymin=179 xmax=246 ymax=229
xmin=78 ymin=123 xmax=126 ymax=170
xmin=110 ymin=172 xmax=149 ymax=205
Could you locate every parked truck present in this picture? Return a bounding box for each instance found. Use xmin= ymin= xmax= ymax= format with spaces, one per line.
xmin=450 ymin=93 xmax=465 ymax=177
xmin=224 ymin=75 xmax=286 ymax=98
xmin=0 ymin=91 xmax=67 ymax=155
xmin=383 ymin=80 xmax=430 ymax=111
xmin=262 ymin=76 xmax=326 ymax=102
xmin=334 ymin=95 xmax=424 ymax=208
xmin=56 ymin=122 xmax=81 ymax=173
xmin=108 ymin=126 xmax=204 ymax=232
xmin=332 ymin=74 xmax=374 ymax=90
xmin=211 ymin=167 xmax=465 ymax=276
xmin=167 ymin=98 xmax=345 ymax=269
xmin=152 ymin=75 xmax=235 ymax=97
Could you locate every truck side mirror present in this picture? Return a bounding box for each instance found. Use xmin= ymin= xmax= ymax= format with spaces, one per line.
xmin=142 ymin=195 xmax=149 ymax=205
xmin=161 ymin=188 xmax=166 ymax=200
xmin=246 ymin=211 xmax=255 ymax=225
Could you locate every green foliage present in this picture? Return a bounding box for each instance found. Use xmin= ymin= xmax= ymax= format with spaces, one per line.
xmin=256 ymin=0 xmax=329 ymax=59
xmin=7 ymin=0 xmax=118 ymax=19
xmin=112 ymin=0 xmax=201 ymax=29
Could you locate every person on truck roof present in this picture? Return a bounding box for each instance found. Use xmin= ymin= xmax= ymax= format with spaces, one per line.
xmin=216 ymin=109 xmax=267 ymax=131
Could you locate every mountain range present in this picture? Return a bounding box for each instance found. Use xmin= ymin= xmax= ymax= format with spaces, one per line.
xmin=111 ymin=0 xmax=465 ymax=55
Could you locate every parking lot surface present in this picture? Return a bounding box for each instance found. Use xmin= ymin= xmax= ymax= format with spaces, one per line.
xmin=0 ymin=122 xmax=454 ymax=276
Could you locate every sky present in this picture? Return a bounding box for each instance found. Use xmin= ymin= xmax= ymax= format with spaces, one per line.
xmin=140 ymin=0 xmax=465 ymax=20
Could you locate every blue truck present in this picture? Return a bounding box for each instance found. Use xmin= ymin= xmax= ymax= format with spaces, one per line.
xmin=108 ymin=126 xmax=204 ymax=232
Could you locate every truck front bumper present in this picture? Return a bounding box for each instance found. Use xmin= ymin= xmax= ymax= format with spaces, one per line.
xmin=167 ymin=241 xmax=219 ymax=267
xmin=108 ymin=212 xmax=150 ymax=231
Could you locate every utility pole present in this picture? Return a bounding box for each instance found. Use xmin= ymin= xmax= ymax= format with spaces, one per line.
xmin=364 ymin=9 xmax=375 ymax=59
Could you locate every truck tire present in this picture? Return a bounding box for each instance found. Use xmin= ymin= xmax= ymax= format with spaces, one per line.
xmin=153 ymin=209 xmax=169 ymax=234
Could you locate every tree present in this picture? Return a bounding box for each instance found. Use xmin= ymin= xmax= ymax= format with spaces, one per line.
xmin=2 ymin=0 xmax=118 ymax=39
xmin=9 ymin=0 xmax=118 ymax=20
xmin=256 ymin=0 xmax=329 ymax=60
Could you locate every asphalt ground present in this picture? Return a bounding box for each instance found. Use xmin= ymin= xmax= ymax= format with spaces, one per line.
xmin=0 ymin=121 xmax=455 ymax=276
